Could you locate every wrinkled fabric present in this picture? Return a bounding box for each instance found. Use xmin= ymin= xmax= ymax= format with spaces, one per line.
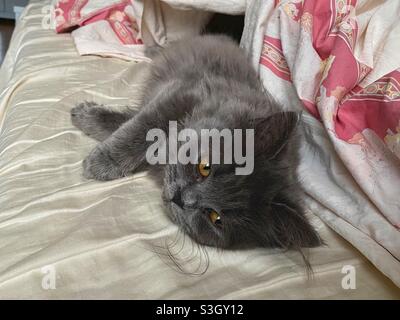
xmin=51 ymin=0 xmax=216 ymax=60
xmin=54 ymin=0 xmax=143 ymax=43
xmin=52 ymin=0 xmax=147 ymax=60
xmin=0 ymin=1 xmax=399 ymax=298
xmin=241 ymin=0 xmax=400 ymax=287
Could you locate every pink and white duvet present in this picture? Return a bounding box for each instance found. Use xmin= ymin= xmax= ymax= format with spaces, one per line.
xmin=51 ymin=0 xmax=214 ymax=60
xmin=242 ymin=0 xmax=400 ymax=286
xmin=256 ymin=0 xmax=400 ymax=225
xmin=53 ymin=0 xmax=147 ymax=60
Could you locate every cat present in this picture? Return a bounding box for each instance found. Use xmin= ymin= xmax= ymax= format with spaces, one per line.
xmin=71 ymin=35 xmax=322 ymax=256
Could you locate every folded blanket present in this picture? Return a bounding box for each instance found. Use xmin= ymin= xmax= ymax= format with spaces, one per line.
xmin=54 ymin=0 xmax=142 ymax=43
xmin=52 ymin=0 xmax=221 ymax=61
xmin=241 ymin=0 xmax=400 ymax=286
xmin=53 ymin=0 xmax=149 ymax=60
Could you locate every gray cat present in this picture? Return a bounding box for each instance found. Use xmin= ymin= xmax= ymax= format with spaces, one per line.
xmin=71 ymin=35 xmax=322 ymax=256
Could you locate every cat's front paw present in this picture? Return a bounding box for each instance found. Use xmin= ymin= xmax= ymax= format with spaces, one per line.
xmin=82 ymin=145 xmax=125 ymax=181
xmin=71 ymin=101 xmax=99 ymax=130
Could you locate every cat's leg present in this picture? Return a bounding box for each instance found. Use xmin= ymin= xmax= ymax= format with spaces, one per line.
xmin=81 ymin=108 xmax=166 ymax=181
xmin=81 ymin=82 xmax=200 ymax=181
xmin=71 ymin=101 xmax=138 ymax=141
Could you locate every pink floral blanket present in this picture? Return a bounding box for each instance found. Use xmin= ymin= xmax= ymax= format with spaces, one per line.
xmin=241 ymin=0 xmax=400 ymax=286
xmin=51 ymin=0 xmax=213 ymax=60
xmin=258 ymin=0 xmax=400 ymax=226
xmin=53 ymin=0 xmax=148 ymax=60
xmin=54 ymin=0 xmax=142 ymax=44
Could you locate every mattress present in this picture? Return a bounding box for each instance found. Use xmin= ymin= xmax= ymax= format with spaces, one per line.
xmin=0 ymin=1 xmax=398 ymax=299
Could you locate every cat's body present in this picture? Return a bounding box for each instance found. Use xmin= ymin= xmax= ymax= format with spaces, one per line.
xmin=71 ymin=35 xmax=321 ymax=253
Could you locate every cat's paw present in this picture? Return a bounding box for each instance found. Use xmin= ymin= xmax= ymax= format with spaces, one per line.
xmin=71 ymin=102 xmax=111 ymax=141
xmin=71 ymin=101 xmax=99 ymax=128
xmin=82 ymin=145 xmax=125 ymax=181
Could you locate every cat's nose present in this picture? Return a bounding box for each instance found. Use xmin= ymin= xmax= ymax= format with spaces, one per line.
xmin=181 ymin=189 xmax=198 ymax=208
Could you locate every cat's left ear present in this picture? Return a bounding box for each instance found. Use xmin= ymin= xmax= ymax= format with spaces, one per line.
xmin=253 ymin=111 xmax=300 ymax=158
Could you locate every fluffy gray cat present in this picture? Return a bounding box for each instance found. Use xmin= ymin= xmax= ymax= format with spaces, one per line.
xmin=71 ymin=35 xmax=322 ymax=257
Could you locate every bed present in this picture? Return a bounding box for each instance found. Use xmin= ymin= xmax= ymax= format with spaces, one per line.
xmin=0 ymin=0 xmax=399 ymax=299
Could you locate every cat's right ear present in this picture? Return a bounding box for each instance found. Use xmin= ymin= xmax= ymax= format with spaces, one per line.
xmin=253 ymin=111 xmax=300 ymax=158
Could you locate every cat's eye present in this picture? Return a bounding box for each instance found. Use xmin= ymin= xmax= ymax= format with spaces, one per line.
xmin=198 ymin=159 xmax=211 ymax=177
xmin=209 ymin=210 xmax=222 ymax=227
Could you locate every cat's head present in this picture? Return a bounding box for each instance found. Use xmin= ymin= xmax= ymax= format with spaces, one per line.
xmin=162 ymin=111 xmax=322 ymax=250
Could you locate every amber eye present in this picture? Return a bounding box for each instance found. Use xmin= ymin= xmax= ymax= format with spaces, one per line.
xmin=198 ymin=159 xmax=211 ymax=177
xmin=209 ymin=210 xmax=222 ymax=227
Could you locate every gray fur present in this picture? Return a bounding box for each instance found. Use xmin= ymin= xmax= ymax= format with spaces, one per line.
xmin=71 ymin=35 xmax=322 ymax=254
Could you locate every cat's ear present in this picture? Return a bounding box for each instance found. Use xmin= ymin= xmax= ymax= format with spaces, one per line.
xmin=253 ymin=111 xmax=300 ymax=158
xmin=266 ymin=200 xmax=322 ymax=249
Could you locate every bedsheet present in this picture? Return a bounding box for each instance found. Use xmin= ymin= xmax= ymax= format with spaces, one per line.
xmin=0 ymin=1 xmax=399 ymax=298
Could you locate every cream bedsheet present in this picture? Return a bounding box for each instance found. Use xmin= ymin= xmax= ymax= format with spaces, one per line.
xmin=0 ymin=1 xmax=398 ymax=299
